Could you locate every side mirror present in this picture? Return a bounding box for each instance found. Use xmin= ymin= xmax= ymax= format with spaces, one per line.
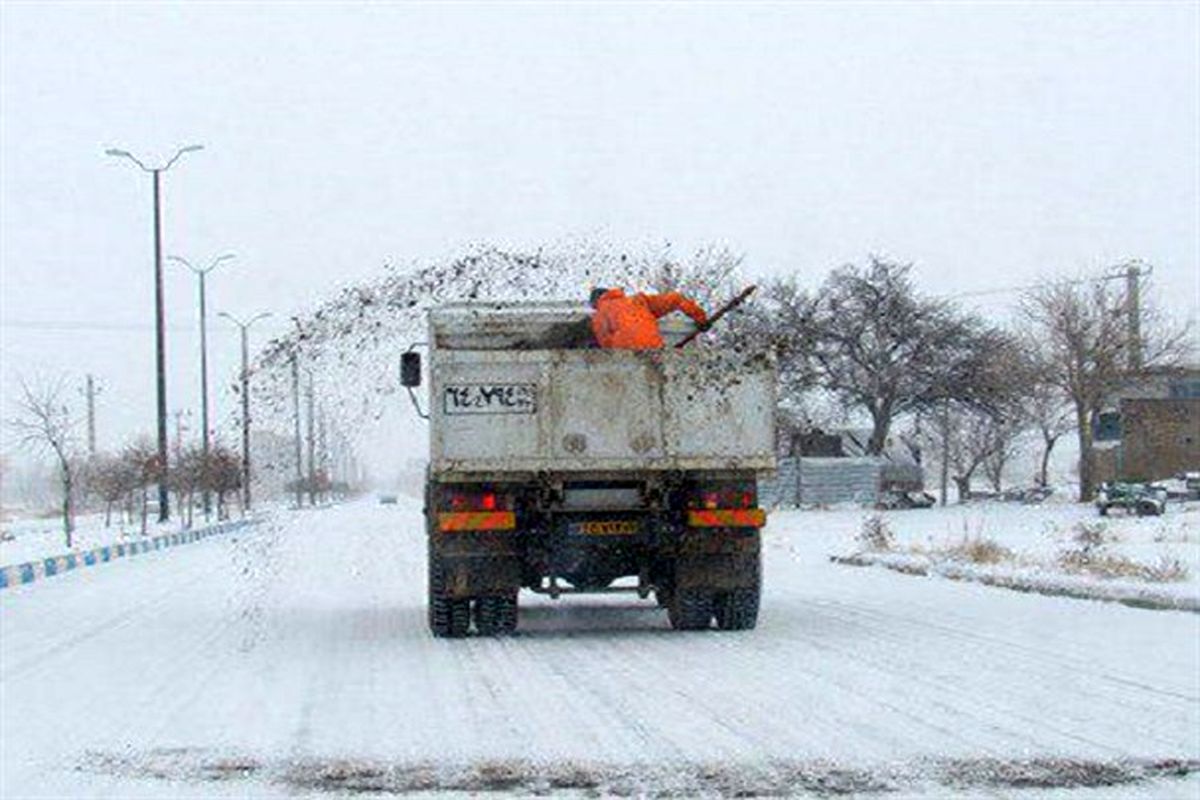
xmin=401 ymin=352 xmax=422 ymax=387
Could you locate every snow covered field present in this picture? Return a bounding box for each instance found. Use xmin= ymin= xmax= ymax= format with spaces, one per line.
xmin=1 ymin=498 xmax=1198 ymax=798
xmin=793 ymin=500 xmax=1200 ymax=609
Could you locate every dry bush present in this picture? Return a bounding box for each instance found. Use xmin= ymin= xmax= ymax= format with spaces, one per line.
xmin=1072 ymin=521 xmax=1110 ymax=551
xmin=857 ymin=515 xmax=895 ymax=552
xmin=943 ymin=536 xmax=1014 ymax=565
xmin=1057 ymin=550 xmax=1190 ymax=583
xmin=1144 ymin=555 xmax=1190 ymax=583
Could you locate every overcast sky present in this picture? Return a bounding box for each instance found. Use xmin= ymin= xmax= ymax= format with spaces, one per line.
xmin=1 ymin=2 xmax=1197 ymax=477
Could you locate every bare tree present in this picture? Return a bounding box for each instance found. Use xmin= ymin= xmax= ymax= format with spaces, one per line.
xmin=9 ymin=377 xmax=79 ymax=547
xmin=981 ymin=415 xmax=1028 ymax=493
xmin=207 ymin=445 xmax=242 ymax=519
xmin=1022 ymin=272 xmax=1188 ymax=500
xmin=752 ymin=258 xmax=1012 ymax=454
xmin=1018 ymin=343 xmax=1077 ymax=488
xmin=121 ymin=439 xmax=163 ymax=535
xmin=922 ymin=404 xmax=1004 ymax=501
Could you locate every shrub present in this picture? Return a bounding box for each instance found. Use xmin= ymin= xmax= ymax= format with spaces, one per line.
xmin=1057 ymin=550 xmax=1190 ymax=583
xmin=857 ymin=515 xmax=895 ymax=552
xmin=1072 ymin=521 xmax=1109 ymax=552
xmin=944 ymin=536 xmax=1014 ymax=565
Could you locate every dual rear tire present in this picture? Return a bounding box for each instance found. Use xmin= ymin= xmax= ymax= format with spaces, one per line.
xmin=428 ymin=546 xmax=519 ymax=638
xmin=666 ymin=585 xmax=760 ymax=631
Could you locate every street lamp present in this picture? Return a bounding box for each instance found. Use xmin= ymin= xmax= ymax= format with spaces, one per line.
xmin=219 ymin=311 xmax=272 ymax=511
xmin=106 ymin=144 xmax=204 ymax=522
xmin=169 ymin=252 xmax=235 ymax=520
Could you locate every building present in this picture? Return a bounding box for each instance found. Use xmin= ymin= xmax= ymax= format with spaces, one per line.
xmin=1093 ymin=367 xmax=1200 ymax=483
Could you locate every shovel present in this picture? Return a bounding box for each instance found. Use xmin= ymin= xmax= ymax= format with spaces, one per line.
xmin=674 ymin=285 xmax=757 ymax=349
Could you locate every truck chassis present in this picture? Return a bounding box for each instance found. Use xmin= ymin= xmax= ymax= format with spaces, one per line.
xmin=425 ymin=472 xmax=763 ymax=636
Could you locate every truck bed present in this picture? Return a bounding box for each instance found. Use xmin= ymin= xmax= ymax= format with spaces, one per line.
xmin=430 ymin=347 xmax=776 ymax=477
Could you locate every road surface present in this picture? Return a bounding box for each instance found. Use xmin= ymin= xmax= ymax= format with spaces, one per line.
xmin=2 ymin=499 xmax=1198 ymax=798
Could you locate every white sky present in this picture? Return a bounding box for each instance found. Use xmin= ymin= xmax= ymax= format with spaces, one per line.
xmin=1 ymin=2 xmax=1197 ymax=477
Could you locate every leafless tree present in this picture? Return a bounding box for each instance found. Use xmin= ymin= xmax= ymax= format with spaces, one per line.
xmin=1017 ymin=340 xmax=1077 ymax=488
xmin=1021 ymin=272 xmax=1189 ymax=500
xmin=748 ymin=258 xmax=1013 ymax=454
xmin=207 ymin=445 xmax=242 ymax=519
xmin=922 ymin=404 xmax=1006 ymax=501
xmin=121 ymin=439 xmax=163 ymax=535
xmin=9 ymin=377 xmax=79 ymax=547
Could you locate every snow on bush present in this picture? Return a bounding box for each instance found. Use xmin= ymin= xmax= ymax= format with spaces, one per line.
xmin=857 ymin=515 xmax=894 ymax=552
xmin=942 ymin=535 xmax=1014 ymax=565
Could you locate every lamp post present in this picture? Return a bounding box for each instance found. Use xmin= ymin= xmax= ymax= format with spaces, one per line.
xmin=169 ymin=252 xmax=235 ymax=520
xmin=219 ymin=311 xmax=272 ymax=510
xmin=105 ymin=144 xmax=203 ymax=522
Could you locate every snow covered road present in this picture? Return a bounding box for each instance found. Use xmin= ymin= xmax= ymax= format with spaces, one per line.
xmin=2 ymin=499 xmax=1198 ymax=798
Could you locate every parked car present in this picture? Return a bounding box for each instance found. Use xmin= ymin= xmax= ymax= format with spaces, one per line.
xmin=877 ymin=490 xmax=936 ymax=510
xmin=378 ymin=494 xmax=399 ymax=505
xmin=1095 ymin=482 xmax=1167 ymax=517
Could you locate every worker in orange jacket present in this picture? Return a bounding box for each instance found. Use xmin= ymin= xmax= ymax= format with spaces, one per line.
xmin=589 ymin=287 xmax=709 ymax=349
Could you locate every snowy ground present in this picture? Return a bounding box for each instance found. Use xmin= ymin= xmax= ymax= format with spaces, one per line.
xmin=787 ymin=500 xmax=1200 ymax=608
xmin=0 ymin=509 xmax=227 ymax=567
xmin=1 ymin=498 xmax=1198 ymax=798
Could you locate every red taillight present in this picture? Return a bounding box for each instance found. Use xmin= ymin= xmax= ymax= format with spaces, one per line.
xmin=688 ymin=483 xmax=756 ymax=510
xmin=442 ymin=487 xmax=510 ymax=512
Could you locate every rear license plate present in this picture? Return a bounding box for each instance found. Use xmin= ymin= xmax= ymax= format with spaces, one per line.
xmin=569 ymin=520 xmax=640 ymax=536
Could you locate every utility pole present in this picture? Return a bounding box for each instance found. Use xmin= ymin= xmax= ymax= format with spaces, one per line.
xmin=318 ymin=403 xmax=328 ymax=494
xmin=81 ymin=375 xmax=102 ymax=457
xmin=306 ymin=372 xmax=317 ymax=506
xmin=170 ymin=253 xmax=235 ymax=519
xmin=290 ymin=353 xmax=303 ymax=508
xmin=219 ymin=312 xmax=271 ymax=511
xmin=939 ymin=400 xmax=950 ymax=507
xmin=106 ymin=144 xmax=203 ymax=522
xmin=1125 ymin=262 xmax=1144 ymax=373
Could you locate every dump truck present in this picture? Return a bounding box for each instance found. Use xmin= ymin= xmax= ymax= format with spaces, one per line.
xmin=401 ymin=301 xmax=776 ymax=637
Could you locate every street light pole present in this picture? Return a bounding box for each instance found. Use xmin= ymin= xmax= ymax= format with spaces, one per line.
xmin=106 ymin=144 xmax=203 ymax=522
xmin=219 ymin=311 xmax=272 ymax=511
xmin=169 ymin=253 xmax=234 ymax=520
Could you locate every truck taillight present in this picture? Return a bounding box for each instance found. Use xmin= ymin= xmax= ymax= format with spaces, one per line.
xmin=444 ymin=487 xmax=511 ymax=511
xmin=687 ymin=482 xmax=756 ymax=509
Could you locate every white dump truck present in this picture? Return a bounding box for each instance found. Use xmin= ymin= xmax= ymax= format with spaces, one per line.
xmin=401 ymin=301 xmax=776 ymax=637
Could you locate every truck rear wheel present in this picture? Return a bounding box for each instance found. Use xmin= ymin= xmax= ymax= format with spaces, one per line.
xmin=474 ymin=594 xmax=518 ymax=636
xmin=668 ymin=589 xmax=713 ymax=630
xmin=714 ymin=587 xmax=760 ymax=631
xmin=428 ymin=546 xmax=471 ymax=638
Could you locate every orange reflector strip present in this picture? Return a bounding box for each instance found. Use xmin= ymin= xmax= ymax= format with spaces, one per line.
xmin=687 ymin=509 xmax=766 ymax=528
xmin=437 ymin=511 xmax=517 ymax=532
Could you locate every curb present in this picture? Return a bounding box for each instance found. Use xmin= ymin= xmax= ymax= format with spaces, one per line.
xmin=0 ymin=519 xmax=258 ymax=592
xmin=831 ymin=553 xmax=1200 ymax=614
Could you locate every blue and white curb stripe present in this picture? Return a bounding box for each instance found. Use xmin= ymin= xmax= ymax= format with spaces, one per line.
xmin=0 ymin=519 xmax=257 ymax=591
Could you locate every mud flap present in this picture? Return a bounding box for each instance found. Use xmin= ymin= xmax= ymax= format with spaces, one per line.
xmin=431 ymin=532 xmax=522 ymax=599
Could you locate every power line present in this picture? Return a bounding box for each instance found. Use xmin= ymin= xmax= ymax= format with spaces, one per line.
xmin=944 ymin=270 xmax=1130 ymax=300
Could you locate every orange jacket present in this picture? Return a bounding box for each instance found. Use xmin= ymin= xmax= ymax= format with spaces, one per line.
xmin=591 ymin=289 xmax=708 ymax=349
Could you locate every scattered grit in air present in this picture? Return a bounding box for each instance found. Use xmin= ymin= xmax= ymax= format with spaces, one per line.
xmin=244 ymin=239 xmax=746 ymax=452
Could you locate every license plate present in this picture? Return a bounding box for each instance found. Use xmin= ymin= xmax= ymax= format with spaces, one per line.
xmin=571 ymin=520 xmax=640 ymax=536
